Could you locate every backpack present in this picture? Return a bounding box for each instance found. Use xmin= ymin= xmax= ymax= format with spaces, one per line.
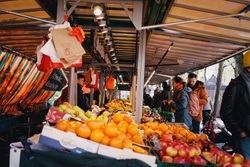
xmin=187 ymin=91 xmax=200 ymax=117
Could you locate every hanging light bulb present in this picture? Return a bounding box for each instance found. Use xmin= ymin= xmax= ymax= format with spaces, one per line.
xmin=93 ymin=5 xmax=103 ymax=16
xmin=107 ymin=40 xmax=112 ymax=46
xmin=109 ymin=47 xmax=114 ymax=52
xmin=104 ymin=34 xmax=110 ymax=40
xmin=101 ymin=27 xmax=108 ymax=33
xmin=96 ymin=13 xmax=104 ymax=20
xmin=98 ymin=20 xmax=106 ymax=27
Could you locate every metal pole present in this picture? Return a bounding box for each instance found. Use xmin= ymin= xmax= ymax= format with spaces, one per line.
xmin=0 ymin=9 xmax=56 ymax=25
xmin=141 ymin=12 xmax=245 ymax=30
xmin=144 ymin=41 xmax=174 ymax=87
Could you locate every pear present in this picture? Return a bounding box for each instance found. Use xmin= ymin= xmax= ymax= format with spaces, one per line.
xmin=64 ymin=108 xmax=76 ymax=115
xmin=58 ymin=104 xmax=67 ymax=112
xmin=72 ymin=105 xmax=85 ymax=113
xmin=89 ymin=114 xmax=97 ymax=120
xmin=78 ymin=112 xmax=89 ymax=121
xmin=85 ymin=111 xmax=94 ymax=118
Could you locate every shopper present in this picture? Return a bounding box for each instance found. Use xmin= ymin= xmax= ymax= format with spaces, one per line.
xmin=220 ymin=50 xmax=250 ymax=160
xmin=160 ymin=82 xmax=171 ymax=112
xmin=77 ymin=74 xmax=91 ymax=111
xmin=202 ymin=96 xmax=212 ymax=126
xmin=168 ymin=76 xmax=193 ymax=130
xmin=187 ymin=73 xmax=208 ymax=134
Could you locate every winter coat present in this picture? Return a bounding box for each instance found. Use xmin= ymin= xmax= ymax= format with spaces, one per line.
xmin=170 ymin=87 xmax=192 ymax=130
xmin=220 ymin=75 xmax=250 ymax=138
xmin=187 ymin=81 xmax=208 ymax=122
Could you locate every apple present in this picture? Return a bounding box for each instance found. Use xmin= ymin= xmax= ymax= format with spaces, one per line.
xmin=193 ymin=155 xmax=207 ymax=165
xmin=161 ymin=133 xmax=173 ymax=143
xmin=232 ymin=153 xmax=244 ymax=164
xmin=174 ymin=143 xmax=184 ymax=150
xmin=173 ymin=156 xmax=185 ymax=163
xmin=178 ymin=147 xmax=189 ymax=158
xmin=201 ymin=151 xmax=216 ymax=164
xmin=185 ymin=157 xmax=193 ymax=164
xmin=162 ymin=155 xmax=173 ymax=163
xmin=165 ymin=146 xmax=178 ymax=157
xmin=222 ymin=153 xmax=233 ymax=163
xmin=193 ymin=145 xmax=201 ymax=155
xmin=159 ymin=140 xmax=168 ymax=150
xmin=158 ymin=150 xmax=165 ymax=160
xmin=188 ymin=146 xmax=197 ymax=157
xmin=243 ymin=159 xmax=250 ymax=166
xmin=223 ymin=163 xmax=242 ymax=167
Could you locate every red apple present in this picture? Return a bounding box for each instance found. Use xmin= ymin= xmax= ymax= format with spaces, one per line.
xmin=173 ymin=156 xmax=185 ymax=163
xmin=193 ymin=145 xmax=202 ymax=155
xmin=193 ymin=155 xmax=207 ymax=165
xmin=242 ymin=159 xmax=250 ymax=167
xmin=222 ymin=153 xmax=233 ymax=163
xmin=232 ymin=153 xmax=244 ymax=164
xmin=178 ymin=147 xmax=189 ymax=158
xmin=188 ymin=146 xmax=197 ymax=157
xmin=165 ymin=146 xmax=178 ymax=157
xmin=174 ymin=143 xmax=184 ymax=150
xmin=162 ymin=155 xmax=173 ymax=163
xmin=158 ymin=150 xmax=165 ymax=160
xmin=161 ymin=133 xmax=173 ymax=143
xmin=185 ymin=157 xmax=193 ymax=164
xmin=159 ymin=140 xmax=168 ymax=150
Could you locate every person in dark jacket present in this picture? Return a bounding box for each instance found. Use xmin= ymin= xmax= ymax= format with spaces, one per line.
xmin=168 ymin=76 xmax=193 ymax=130
xmin=160 ymin=82 xmax=171 ymax=112
xmin=220 ymin=50 xmax=250 ymax=160
xmin=77 ymin=74 xmax=91 ymax=111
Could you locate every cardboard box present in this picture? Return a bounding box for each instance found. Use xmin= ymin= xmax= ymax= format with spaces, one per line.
xmin=39 ymin=125 xmax=99 ymax=154
xmin=97 ymin=144 xmax=157 ymax=167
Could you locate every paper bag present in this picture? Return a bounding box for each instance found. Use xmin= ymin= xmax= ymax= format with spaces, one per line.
xmin=51 ymin=28 xmax=86 ymax=59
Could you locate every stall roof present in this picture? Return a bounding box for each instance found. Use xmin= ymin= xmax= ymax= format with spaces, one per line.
xmin=0 ymin=0 xmax=249 ymax=85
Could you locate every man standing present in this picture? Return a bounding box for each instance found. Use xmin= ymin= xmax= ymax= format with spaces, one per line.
xmin=77 ymin=74 xmax=91 ymax=111
xmin=220 ymin=50 xmax=250 ymax=160
xmin=187 ymin=73 xmax=208 ymax=134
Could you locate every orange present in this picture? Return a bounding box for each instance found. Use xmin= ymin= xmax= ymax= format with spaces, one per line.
xmin=127 ymin=124 xmax=139 ymax=136
xmin=187 ymin=131 xmax=197 ymax=141
xmin=76 ymin=124 xmax=91 ymax=138
xmin=179 ymin=128 xmax=188 ymax=137
xmin=104 ymin=123 xmax=118 ymax=138
xmin=89 ymin=129 xmax=105 ymax=143
xmin=144 ymin=128 xmax=154 ymax=137
xmin=149 ymin=121 xmax=158 ymax=130
xmin=70 ymin=120 xmax=83 ymax=128
xmin=157 ymin=123 xmax=168 ymax=133
xmin=55 ymin=120 xmax=70 ymax=131
xmin=65 ymin=123 xmax=77 ymax=133
xmin=123 ymin=139 xmax=133 ymax=149
xmin=116 ymin=132 xmax=126 ymax=141
xmin=199 ymin=133 xmax=209 ymax=141
xmin=86 ymin=120 xmax=105 ymax=130
xmin=123 ymin=115 xmax=133 ymax=124
xmin=100 ymin=135 xmax=110 ymax=145
xmin=109 ymin=137 xmax=123 ymax=149
xmin=113 ymin=113 xmax=124 ymax=123
xmin=131 ymin=134 xmax=144 ymax=145
xmin=117 ymin=122 xmax=127 ymax=134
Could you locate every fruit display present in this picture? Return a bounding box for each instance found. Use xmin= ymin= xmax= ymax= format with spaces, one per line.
xmin=141 ymin=107 xmax=163 ymax=123
xmin=54 ymin=112 xmax=148 ymax=155
xmin=55 ymin=102 xmax=110 ymax=123
xmin=105 ymin=99 xmax=132 ymax=113
xmin=139 ymin=121 xmax=248 ymax=167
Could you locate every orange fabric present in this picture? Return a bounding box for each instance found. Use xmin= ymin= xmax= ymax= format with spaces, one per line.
xmin=106 ymin=76 xmax=116 ymax=90
xmin=192 ymin=83 xmax=208 ymax=122
xmin=69 ymin=27 xmax=85 ymax=43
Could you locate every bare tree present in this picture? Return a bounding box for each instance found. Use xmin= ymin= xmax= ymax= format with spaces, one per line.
xmin=212 ymin=61 xmax=224 ymax=117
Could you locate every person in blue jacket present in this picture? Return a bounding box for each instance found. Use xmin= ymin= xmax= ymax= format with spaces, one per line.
xmin=168 ymin=76 xmax=193 ymax=130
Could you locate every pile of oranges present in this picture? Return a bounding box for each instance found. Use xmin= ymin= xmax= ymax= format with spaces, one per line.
xmin=140 ymin=121 xmax=210 ymax=143
xmin=55 ymin=113 xmax=147 ymax=153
